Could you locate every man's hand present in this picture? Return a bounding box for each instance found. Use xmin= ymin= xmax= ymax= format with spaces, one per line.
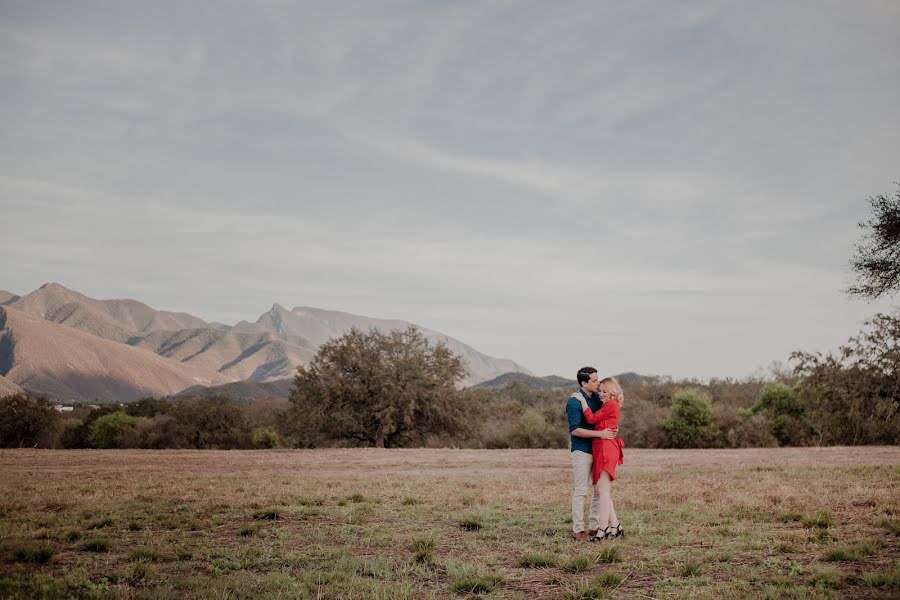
xmin=594 ymin=428 xmax=617 ymax=440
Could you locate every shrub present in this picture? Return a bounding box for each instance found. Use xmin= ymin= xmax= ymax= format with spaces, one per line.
xmin=87 ymin=411 xmax=138 ymax=449
xmin=507 ymin=410 xmax=567 ymax=448
xmin=251 ymin=427 xmax=282 ymax=449
xmin=661 ymin=390 xmax=713 ymax=448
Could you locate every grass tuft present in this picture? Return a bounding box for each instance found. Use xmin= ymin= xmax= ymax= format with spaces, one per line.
xmin=127 ymin=521 xmax=142 ymax=531
xmin=518 ymin=552 xmax=557 ymax=568
xmin=11 ymin=545 xmax=54 ymax=564
xmin=565 ymin=555 xmax=594 ymax=573
xmin=860 ymin=564 xmax=900 ymax=589
xmin=459 ymin=517 xmax=482 ymax=531
xmin=563 ymin=573 xmax=622 ymax=599
xmin=595 ymin=545 xmax=621 ymax=563
xmin=410 ymin=537 xmax=436 ymax=564
xmin=130 ymin=559 xmax=155 ymax=583
xmin=400 ymin=497 xmax=420 ymax=506
xmin=65 ymin=530 xmax=82 ymax=542
xmin=129 ymin=547 xmax=159 ymax=562
xmin=253 ymin=508 xmax=281 ymax=520
xmin=88 ymin=517 xmax=115 ymax=529
xmin=800 ymin=512 xmax=833 ymax=529
xmin=824 ymin=538 xmax=882 ymax=561
xmin=779 ymin=512 xmax=803 ymax=523
xmin=878 ymin=518 xmax=900 ymax=535
xmin=80 ymin=538 xmax=110 ymax=552
xmin=239 ymin=525 xmax=258 ymax=537
xmin=679 ymin=561 xmax=703 ymax=577
xmin=347 ymin=493 xmax=365 ymax=503
xmin=449 ymin=567 xmax=504 ymax=595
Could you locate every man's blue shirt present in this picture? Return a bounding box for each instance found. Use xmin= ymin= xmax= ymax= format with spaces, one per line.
xmin=566 ymin=388 xmax=602 ymax=454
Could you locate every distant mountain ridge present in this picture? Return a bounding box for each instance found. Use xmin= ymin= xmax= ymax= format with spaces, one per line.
xmin=476 ymin=371 xmax=647 ymax=390
xmin=1 ymin=283 xmax=531 ymax=401
xmin=0 ymin=306 xmax=228 ymax=402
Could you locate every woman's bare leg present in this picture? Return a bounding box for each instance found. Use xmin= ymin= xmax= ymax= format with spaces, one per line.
xmin=595 ymin=471 xmax=613 ymax=530
xmin=608 ymin=484 xmax=619 ymax=527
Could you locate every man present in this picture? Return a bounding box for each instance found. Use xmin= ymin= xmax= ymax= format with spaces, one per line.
xmin=567 ymin=366 xmax=617 ymax=541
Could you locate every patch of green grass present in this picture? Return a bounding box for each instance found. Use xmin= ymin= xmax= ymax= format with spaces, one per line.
xmin=410 ymin=537 xmax=435 ymax=564
xmin=459 ymin=516 xmax=483 ymax=531
xmin=239 ymin=525 xmax=258 ymax=537
xmin=565 ymin=554 xmax=594 ymax=573
xmin=80 ymin=538 xmax=110 ymax=552
xmin=347 ymin=493 xmax=365 ymax=503
xmin=175 ymin=547 xmax=193 ymax=561
xmin=878 ymin=518 xmax=900 ymax=535
xmin=563 ymin=573 xmax=623 ymax=599
xmin=449 ymin=566 xmax=504 ymax=595
xmin=824 ymin=538 xmax=882 ymax=561
xmin=805 ymin=567 xmax=841 ymax=588
xmin=129 ymin=559 xmax=155 ymax=583
xmin=126 ymin=521 xmax=141 ymax=531
xmin=88 ymin=517 xmax=114 ymax=529
xmin=253 ymin=508 xmax=281 ymax=520
xmin=679 ymin=561 xmax=703 ymax=577
xmin=518 ymin=552 xmax=557 ymax=568
xmin=64 ymin=530 xmax=82 ymax=542
xmin=400 ymin=497 xmax=419 ymax=506
xmin=860 ymin=564 xmax=900 ymax=589
xmin=779 ymin=512 xmax=803 ymax=523
xmin=129 ymin=547 xmax=159 ymax=562
xmin=801 ymin=512 xmax=833 ymax=529
xmin=595 ymin=545 xmax=621 ymax=563
xmin=43 ymin=501 xmax=68 ymax=513
xmin=11 ymin=545 xmax=54 ymax=564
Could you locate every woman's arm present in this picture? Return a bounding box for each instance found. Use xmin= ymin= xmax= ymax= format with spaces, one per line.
xmin=582 ymin=400 xmax=615 ymax=425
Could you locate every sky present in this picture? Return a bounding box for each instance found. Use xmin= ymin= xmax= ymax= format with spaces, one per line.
xmin=1 ymin=1 xmax=899 ymax=380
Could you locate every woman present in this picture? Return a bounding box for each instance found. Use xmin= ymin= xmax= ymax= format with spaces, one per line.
xmin=577 ymin=376 xmax=625 ymax=541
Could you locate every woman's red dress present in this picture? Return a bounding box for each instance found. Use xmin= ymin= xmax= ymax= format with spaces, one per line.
xmin=582 ymin=400 xmax=624 ymax=483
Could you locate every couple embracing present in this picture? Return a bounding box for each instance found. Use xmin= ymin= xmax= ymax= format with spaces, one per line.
xmin=566 ymin=367 xmax=625 ymax=542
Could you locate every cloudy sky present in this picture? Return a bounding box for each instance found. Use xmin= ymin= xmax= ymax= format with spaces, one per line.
xmin=2 ymin=1 xmax=899 ymax=379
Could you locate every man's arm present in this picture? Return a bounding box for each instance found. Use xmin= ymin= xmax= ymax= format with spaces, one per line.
xmin=571 ymin=427 xmax=616 ymax=439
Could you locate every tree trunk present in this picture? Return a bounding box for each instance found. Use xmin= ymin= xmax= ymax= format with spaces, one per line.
xmin=375 ymin=423 xmax=385 ymax=449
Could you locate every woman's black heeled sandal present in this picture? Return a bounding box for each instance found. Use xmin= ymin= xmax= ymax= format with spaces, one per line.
xmin=590 ymin=526 xmax=613 ymax=542
xmin=611 ymin=524 xmax=624 ymax=538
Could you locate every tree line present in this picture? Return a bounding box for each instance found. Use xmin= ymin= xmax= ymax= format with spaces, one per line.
xmin=2 ymin=314 xmax=898 ymax=450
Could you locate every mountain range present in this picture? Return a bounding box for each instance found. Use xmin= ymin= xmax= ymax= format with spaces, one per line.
xmin=0 ymin=283 xmax=530 ymax=402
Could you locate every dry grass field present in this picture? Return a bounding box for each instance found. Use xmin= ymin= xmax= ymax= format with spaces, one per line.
xmin=1 ymin=447 xmax=898 ymax=599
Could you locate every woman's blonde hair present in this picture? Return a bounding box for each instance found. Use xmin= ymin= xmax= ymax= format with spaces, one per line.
xmin=598 ymin=377 xmax=624 ymax=404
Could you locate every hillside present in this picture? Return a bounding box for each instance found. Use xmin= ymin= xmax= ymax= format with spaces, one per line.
xmin=0 ymin=306 xmax=228 ymax=402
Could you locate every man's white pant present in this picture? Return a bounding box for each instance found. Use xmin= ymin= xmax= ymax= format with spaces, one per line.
xmin=571 ymin=450 xmax=601 ymax=534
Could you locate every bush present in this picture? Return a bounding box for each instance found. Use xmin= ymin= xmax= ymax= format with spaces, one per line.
xmin=251 ymin=427 xmax=282 ymax=449
xmin=507 ymin=410 xmax=567 ymax=448
xmin=748 ymin=383 xmax=810 ymax=445
xmin=661 ymin=389 xmax=713 ymax=448
xmin=87 ymin=411 xmax=139 ymax=449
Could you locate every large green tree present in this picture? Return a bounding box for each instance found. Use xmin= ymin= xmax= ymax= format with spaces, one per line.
xmin=289 ymin=326 xmax=470 ymax=448
xmin=848 ymin=182 xmax=900 ymax=299
xmin=0 ymin=394 xmax=60 ymax=448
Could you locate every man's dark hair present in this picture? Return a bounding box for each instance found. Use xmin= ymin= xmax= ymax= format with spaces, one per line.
xmin=576 ymin=367 xmax=598 ymax=386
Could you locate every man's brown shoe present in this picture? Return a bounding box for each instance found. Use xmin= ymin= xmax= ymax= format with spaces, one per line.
xmin=572 ymin=531 xmax=586 ymax=541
